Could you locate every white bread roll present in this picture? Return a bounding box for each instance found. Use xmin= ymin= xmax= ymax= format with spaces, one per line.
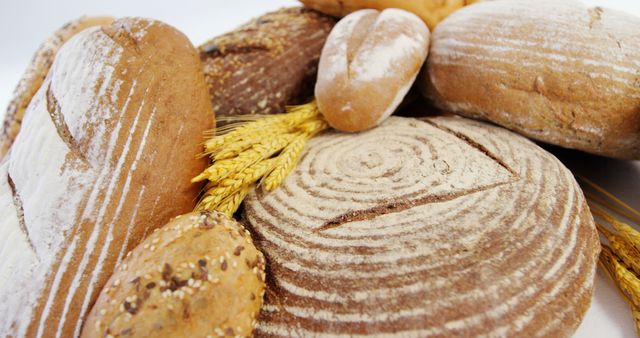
xmin=315 ymin=9 xmax=430 ymax=132
xmin=244 ymin=116 xmax=599 ymax=337
xmin=422 ymin=0 xmax=640 ymax=159
xmin=0 ymin=17 xmax=213 ymax=337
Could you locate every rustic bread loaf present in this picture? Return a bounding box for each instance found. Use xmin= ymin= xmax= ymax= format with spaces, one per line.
xmin=422 ymin=0 xmax=640 ymax=159
xmin=0 ymin=16 xmax=114 ymax=160
xmin=315 ymin=8 xmax=430 ymax=132
xmin=0 ymin=17 xmax=213 ymax=337
xmin=199 ymin=7 xmax=335 ymax=121
xmin=82 ymin=211 xmax=266 ymax=338
xmin=299 ymin=0 xmax=479 ymax=29
xmin=243 ymin=116 xmax=599 ymax=337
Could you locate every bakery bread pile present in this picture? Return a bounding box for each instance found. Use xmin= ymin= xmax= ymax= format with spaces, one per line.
xmin=6 ymin=0 xmax=640 ymax=336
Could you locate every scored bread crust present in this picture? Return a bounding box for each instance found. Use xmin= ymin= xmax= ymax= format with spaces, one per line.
xmin=423 ymin=0 xmax=640 ymax=159
xmin=0 ymin=18 xmax=213 ymax=337
xmin=81 ymin=211 xmax=266 ymax=338
xmin=315 ymin=8 xmax=430 ymax=132
xmin=199 ymin=7 xmax=335 ymax=121
xmin=243 ymin=116 xmax=599 ymax=337
xmin=0 ymin=16 xmax=114 ymax=161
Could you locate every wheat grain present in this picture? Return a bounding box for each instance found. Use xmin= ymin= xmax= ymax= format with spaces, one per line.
xmin=597 ymin=222 xmax=640 ymax=276
xmin=601 ymin=245 xmax=640 ymax=308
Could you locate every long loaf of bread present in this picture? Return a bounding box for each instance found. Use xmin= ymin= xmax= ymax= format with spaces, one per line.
xmin=0 ymin=16 xmax=114 ymax=160
xmin=0 ymin=18 xmax=213 ymax=337
xmin=243 ymin=116 xmax=599 ymax=337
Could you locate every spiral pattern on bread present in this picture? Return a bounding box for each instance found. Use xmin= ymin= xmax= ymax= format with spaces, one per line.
xmin=243 ymin=116 xmax=599 ymax=337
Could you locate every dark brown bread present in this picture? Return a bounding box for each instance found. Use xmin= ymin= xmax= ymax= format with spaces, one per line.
xmin=0 ymin=18 xmax=213 ymax=337
xmin=243 ymin=116 xmax=599 ymax=337
xmin=0 ymin=16 xmax=114 ymax=161
xmin=199 ymin=7 xmax=335 ymax=120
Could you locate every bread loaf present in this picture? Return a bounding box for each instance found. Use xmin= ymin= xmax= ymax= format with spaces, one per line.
xmin=199 ymin=7 xmax=335 ymax=121
xmin=422 ymin=0 xmax=640 ymax=159
xmin=0 ymin=17 xmax=213 ymax=337
xmin=315 ymin=9 xmax=430 ymax=132
xmin=299 ymin=0 xmax=479 ymax=29
xmin=82 ymin=211 xmax=265 ymax=338
xmin=0 ymin=16 xmax=114 ymax=160
xmin=243 ymin=116 xmax=599 ymax=337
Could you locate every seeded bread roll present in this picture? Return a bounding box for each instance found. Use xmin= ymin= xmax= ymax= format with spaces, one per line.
xmin=423 ymin=0 xmax=640 ymax=159
xmin=0 ymin=18 xmax=213 ymax=337
xmin=199 ymin=7 xmax=335 ymax=121
xmin=0 ymin=16 xmax=114 ymax=160
xmin=315 ymin=9 xmax=430 ymax=132
xmin=244 ymin=116 xmax=599 ymax=337
xmin=82 ymin=211 xmax=266 ymax=338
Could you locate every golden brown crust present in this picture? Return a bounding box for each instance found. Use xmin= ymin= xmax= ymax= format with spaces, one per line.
xmin=0 ymin=16 xmax=114 ymax=161
xmin=422 ymin=0 xmax=640 ymax=159
xmin=0 ymin=17 xmax=214 ymax=337
xmin=315 ymin=9 xmax=430 ymax=132
xmin=299 ymin=0 xmax=479 ymax=29
xmin=81 ymin=211 xmax=265 ymax=338
xmin=199 ymin=7 xmax=335 ymax=121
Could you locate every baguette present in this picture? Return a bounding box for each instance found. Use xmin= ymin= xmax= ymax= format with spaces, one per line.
xmin=0 ymin=17 xmax=213 ymax=337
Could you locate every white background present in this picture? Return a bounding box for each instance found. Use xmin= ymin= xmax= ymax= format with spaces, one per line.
xmin=0 ymin=1 xmax=639 ymax=337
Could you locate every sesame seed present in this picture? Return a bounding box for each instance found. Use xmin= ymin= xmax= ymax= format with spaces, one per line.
xmin=225 ymin=252 xmax=231 ymax=259
xmin=152 ymin=238 xmax=159 ymax=244
xmin=181 ymin=263 xmax=188 ymax=269
xmin=232 ymin=261 xmax=238 ymax=268
xmin=214 ymin=328 xmax=224 ymax=336
xmin=188 ymin=262 xmax=196 ymax=269
xmin=150 ymin=245 xmax=156 ymax=251
xmin=114 ymin=280 xmax=121 ymax=287
xmin=94 ymin=320 xmax=101 ymax=332
xmin=99 ymin=309 xmax=106 ymax=315
xmin=212 ymin=278 xmax=220 ymax=284
xmin=184 ymin=287 xmax=194 ymax=295
xmin=188 ymin=279 xmax=194 ymax=287
xmin=143 ymin=243 xmax=150 ymax=249
xmin=144 ymin=274 xmax=151 ymax=280
xmin=168 ymin=304 xmax=174 ymax=310
xmin=219 ymin=256 xmax=224 ymax=263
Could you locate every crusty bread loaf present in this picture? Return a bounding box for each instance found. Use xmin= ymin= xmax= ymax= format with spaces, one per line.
xmin=0 ymin=16 xmax=114 ymax=161
xmin=315 ymin=8 xmax=430 ymax=132
xmin=422 ymin=0 xmax=640 ymax=160
xmin=82 ymin=211 xmax=265 ymax=338
xmin=199 ymin=7 xmax=335 ymax=121
xmin=243 ymin=116 xmax=599 ymax=337
xmin=0 ymin=17 xmax=213 ymax=337
xmin=299 ymin=0 xmax=479 ymax=29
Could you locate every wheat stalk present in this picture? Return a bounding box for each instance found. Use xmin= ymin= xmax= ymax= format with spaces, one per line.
xmin=580 ymin=176 xmax=640 ymax=335
xmin=193 ymin=100 xmax=329 ymax=216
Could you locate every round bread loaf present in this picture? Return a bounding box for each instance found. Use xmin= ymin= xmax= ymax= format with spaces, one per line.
xmin=82 ymin=211 xmax=266 ymax=338
xmin=0 ymin=16 xmax=114 ymax=160
xmin=299 ymin=0 xmax=479 ymax=29
xmin=315 ymin=9 xmax=430 ymax=132
xmin=422 ymin=0 xmax=640 ymax=159
xmin=243 ymin=116 xmax=599 ymax=337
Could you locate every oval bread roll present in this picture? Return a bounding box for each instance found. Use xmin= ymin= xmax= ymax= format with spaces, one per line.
xmin=299 ymin=0 xmax=479 ymax=29
xmin=315 ymin=9 xmax=430 ymax=132
xmin=82 ymin=211 xmax=266 ymax=338
xmin=0 ymin=18 xmax=213 ymax=337
xmin=0 ymin=16 xmax=114 ymax=160
xmin=244 ymin=116 xmax=599 ymax=337
xmin=423 ymin=0 xmax=640 ymax=159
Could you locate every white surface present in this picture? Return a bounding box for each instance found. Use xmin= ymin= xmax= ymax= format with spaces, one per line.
xmin=0 ymin=1 xmax=639 ymax=337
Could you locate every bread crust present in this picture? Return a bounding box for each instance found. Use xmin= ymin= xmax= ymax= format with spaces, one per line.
xmin=0 ymin=16 xmax=114 ymax=161
xmin=423 ymin=0 xmax=640 ymax=159
xmin=299 ymin=0 xmax=479 ymax=29
xmin=0 ymin=17 xmax=213 ymax=337
xmin=81 ymin=211 xmax=265 ymax=338
xmin=315 ymin=9 xmax=430 ymax=132
xmin=243 ymin=116 xmax=599 ymax=337
xmin=199 ymin=7 xmax=335 ymax=122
